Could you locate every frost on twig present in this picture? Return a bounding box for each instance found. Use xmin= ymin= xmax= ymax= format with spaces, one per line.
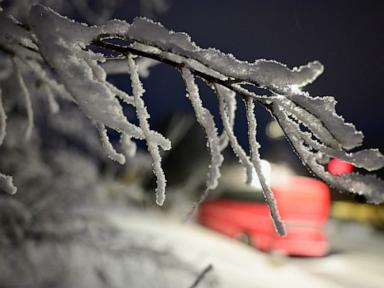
xmin=29 ymin=6 xmax=139 ymax=139
xmin=215 ymin=84 xmax=254 ymax=185
xmin=120 ymin=134 xmax=137 ymax=158
xmin=127 ymin=53 xmax=169 ymax=205
xmin=127 ymin=17 xmax=324 ymax=92
xmin=13 ymin=58 xmax=34 ymax=140
xmin=43 ymin=84 xmax=60 ymax=114
xmin=97 ymin=123 xmax=126 ymax=165
xmin=215 ymin=84 xmax=236 ymax=151
xmin=245 ymin=97 xmax=285 ymax=236
xmin=0 ymin=4 xmax=383 ymax=231
xmin=0 ymin=173 xmax=17 ymax=195
xmin=0 ymin=89 xmax=6 ymax=146
xmin=0 ymin=89 xmax=16 ymax=195
xmin=182 ymin=67 xmax=224 ymax=191
xmin=271 ymin=97 xmax=384 ymax=204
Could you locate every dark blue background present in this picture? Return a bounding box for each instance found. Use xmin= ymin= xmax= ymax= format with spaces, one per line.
xmin=113 ymin=0 xmax=384 ymax=152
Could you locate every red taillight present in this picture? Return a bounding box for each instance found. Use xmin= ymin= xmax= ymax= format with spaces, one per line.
xmin=328 ymin=158 xmax=353 ymax=176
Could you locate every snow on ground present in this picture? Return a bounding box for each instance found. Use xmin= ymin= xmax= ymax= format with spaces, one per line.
xmin=107 ymin=210 xmax=384 ymax=288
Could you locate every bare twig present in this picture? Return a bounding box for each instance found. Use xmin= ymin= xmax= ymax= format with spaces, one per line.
xmin=188 ymin=264 xmax=214 ymax=288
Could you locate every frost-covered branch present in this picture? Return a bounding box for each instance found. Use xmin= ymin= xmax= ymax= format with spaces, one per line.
xmin=215 ymin=84 xmax=253 ymax=185
xmin=245 ymin=97 xmax=285 ymax=235
xmin=1 ymin=4 xmax=384 ymax=235
xmin=13 ymin=58 xmax=34 ymax=140
xmin=127 ymin=53 xmax=168 ymax=205
xmin=0 ymin=89 xmax=6 ymax=145
xmin=181 ymin=67 xmax=224 ymax=191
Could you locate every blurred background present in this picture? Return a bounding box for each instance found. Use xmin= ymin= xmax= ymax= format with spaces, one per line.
xmin=0 ymin=0 xmax=383 ymax=287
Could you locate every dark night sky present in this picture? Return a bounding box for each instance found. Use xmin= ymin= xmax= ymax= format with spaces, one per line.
xmin=113 ymin=0 xmax=384 ymax=151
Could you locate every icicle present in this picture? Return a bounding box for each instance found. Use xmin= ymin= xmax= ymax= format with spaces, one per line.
xmin=181 ymin=67 xmax=224 ymax=190
xmin=0 ymin=173 xmax=17 ymax=195
xmin=0 ymin=89 xmax=6 ymax=145
xmin=128 ymin=54 xmax=168 ymax=205
xmin=97 ymin=123 xmax=126 ymax=165
xmin=14 ymin=59 xmax=33 ymax=140
xmin=215 ymin=84 xmax=253 ymax=184
xmin=245 ymin=97 xmax=286 ymax=236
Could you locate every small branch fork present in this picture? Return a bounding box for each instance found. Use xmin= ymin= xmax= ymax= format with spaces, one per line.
xmin=92 ymin=37 xmax=286 ymax=235
xmin=93 ymin=37 xmax=286 ymax=234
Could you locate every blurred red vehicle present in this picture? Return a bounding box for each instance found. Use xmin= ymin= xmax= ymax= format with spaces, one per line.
xmin=198 ymin=176 xmax=331 ymax=257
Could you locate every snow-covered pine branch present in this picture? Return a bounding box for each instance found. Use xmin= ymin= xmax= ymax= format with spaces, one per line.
xmin=1 ymin=4 xmax=384 ymax=235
